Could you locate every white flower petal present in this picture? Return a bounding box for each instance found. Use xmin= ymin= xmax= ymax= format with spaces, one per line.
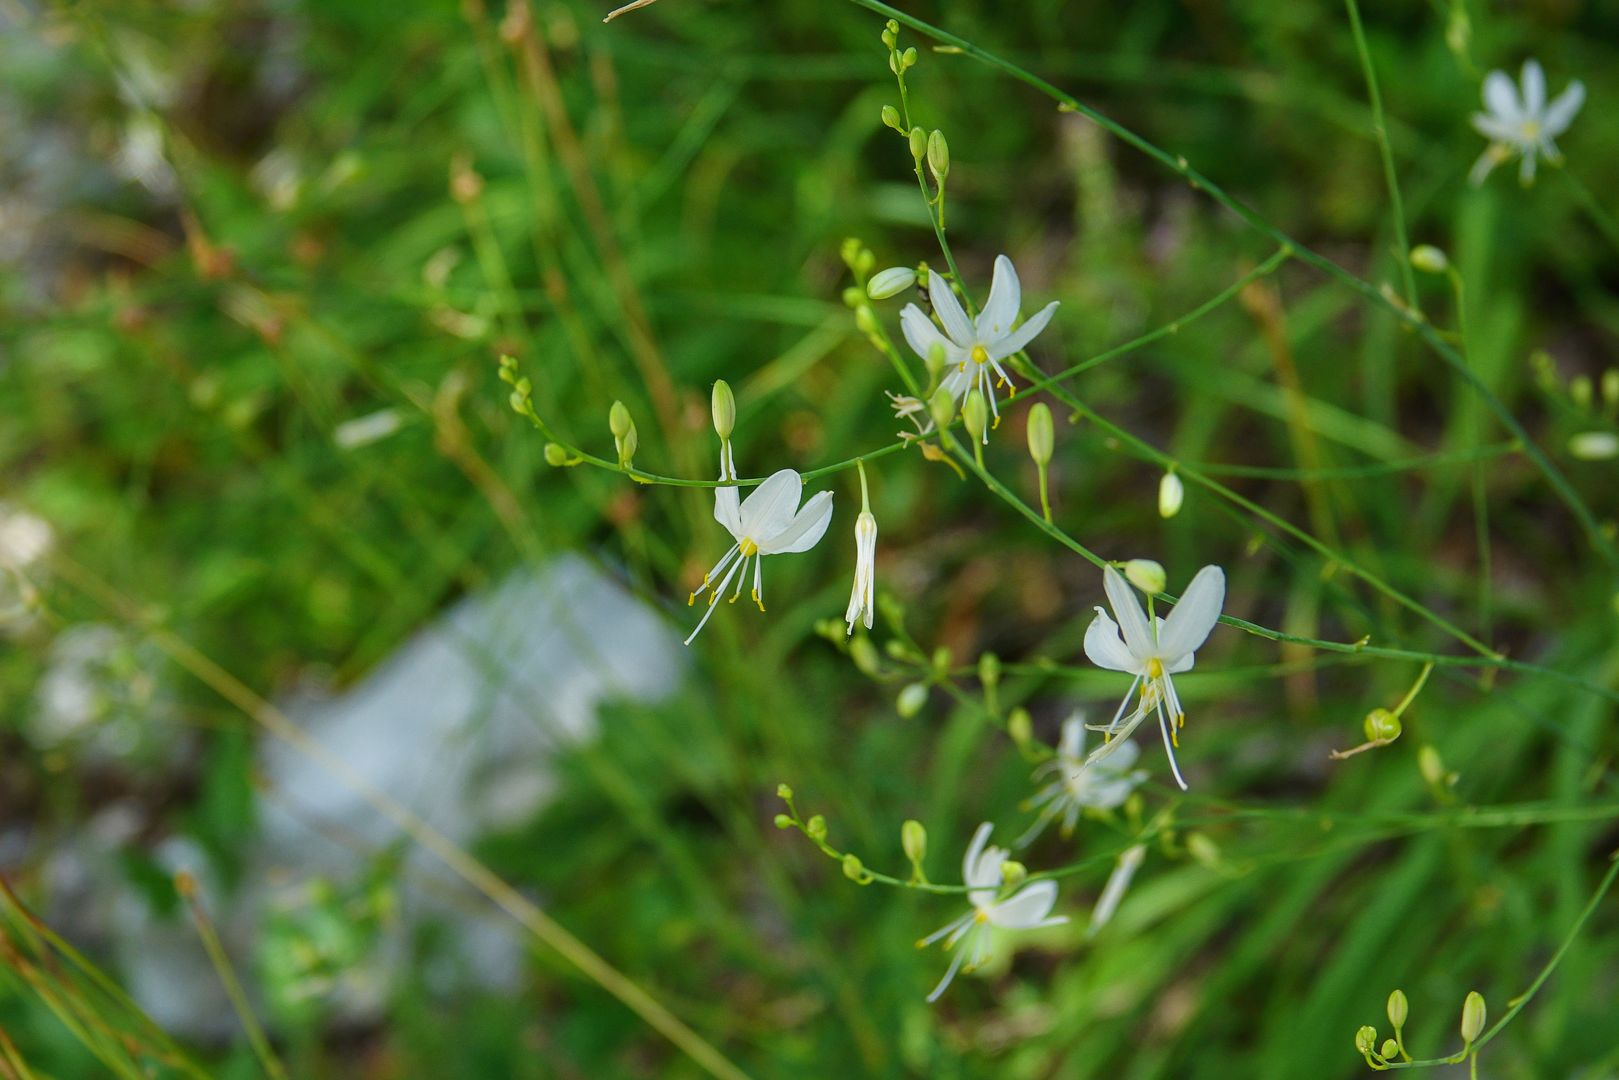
xmin=1520 ymin=59 xmax=1546 ymax=118
xmin=1483 ymin=69 xmax=1521 ymax=122
xmin=738 ymin=469 xmax=804 ymax=539
xmin=987 ymin=881 xmax=1061 ymax=929
xmin=1471 ymin=113 xmax=1522 ymax=145
xmin=1520 ymin=145 xmax=1538 ymax=185
xmin=975 ymin=255 xmax=1021 ymax=340
xmin=927 ymin=269 xmax=975 ymax=345
xmin=961 ymin=821 xmax=995 ymax=888
xmin=1088 ymin=844 xmax=1145 ymax=936
xmin=1544 ymin=80 xmax=1584 ymax=136
xmin=1156 ymin=564 xmax=1225 ymax=662
xmin=1102 ymin=565 xmax=1155 ymax=659
xmin=1084 ymin=608 xmax=1142 ymax=674
xmin=758 ymin=490 xmax=833 ymax=554
xmin=1468 ymin=146 xmax=1502 ymax=186
xmin=900 ymin=304 xmax=958 ymax=365
xmin=1058 ymin=714 xmax=1084 ymax=760
xmin=986 ymin=300 xmax=1058 ymax=362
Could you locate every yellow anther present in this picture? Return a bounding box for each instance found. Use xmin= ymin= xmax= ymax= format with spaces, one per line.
xmin=1177 ymin=713 xmax=1185 ymax=729
xmin=970 ymin=344 xmax=990 ymax=365
xmin=992 ymin=415 xmax=1002 ymax=430
xmin=708 ymin=593 xmax=720 ymax=607
xmin=1522 ymin=120 xmax=1541 ymax=138
xmin=996 ymin=376 xmax=1008 ymax=389
xmin=687 ymin=592 xmax=698 ymax=606
xmin=752 ymin=588 xmax=765 ymax=612
xmin=1170 ymin=726 xmax=1179 ymax=748
xmin=973 ymin=909 xmax=990 ymax=924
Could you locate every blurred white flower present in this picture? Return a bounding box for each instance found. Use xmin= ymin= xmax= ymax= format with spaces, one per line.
xmin=1569 ymin=431 xmax=1618 ymax=461
xmin=844 ymin=511 xmax=877 ymax=634
xmin=918 ymin=822 xmax=1067 ymax=1002
xmin=0 ymin=504 xmax=53 ymax=568
xmin=897 ymin=256 xmax=1058 ymax=439
xmin=1088 ymin=843 xmax=1146 ymax=938
xmin=333 ymin=409 xmax=403 ymax=450
xmin=1084 ymin=563 xmax=1226 ymax=790
xmin=1018 ymin=714 xmax=1147 ymax=845
xmin=686 ymin=468 xmax=833 ymax=645
xmin=1470 ymin=60 xmax=1584 ymax=186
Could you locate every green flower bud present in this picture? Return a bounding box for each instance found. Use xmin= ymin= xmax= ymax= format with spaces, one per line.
xmin=1602 ymin=368 xmax=1619 ymax=407
xmin=880 ymin=104 xmax=903 ymax=131
xmin=1364 ymin=707 xmax=1402 ymax=743
xmin=842 ymin=853 xmax=872 ymax=884
xmin=1418 ymin=744 xmax=1447 ymax=787
xmin=1124 ymin=559 xmax=1166 ymax=596
xmin=773 ymin=813 xmax=793 ymax=829
xmin=1354 ymin=1026 xmax=1378 ymax=1055
xmin=930 ymin=645 xmax=951 ymax=673
xmin=1027 ymin=402 xmax=1054 ymax=466
xmin=925 ymin=341 xmax=948 ymax=383
xmin=901 ymin=819 xmax=927 ymax=865
xmin=609 ymin=400 xmax=632 ymax=439
xmin=1007 ymin=707 xmax=1032 ymax=746
xmin=1410 ymin=245 xmax=1450 ymax=274
xmin=1185 ymin=832 xmax=1221 ymax=867
xmin=928 ymin=386 xmax=957 ymax=431
xmin=806 ymin=814 xmax=827 ymax=841
xmin=978 ymin=652 xmax=1001 ymax=688
xmin=1571 ymin=374 xmax=1593 ymax=407
xmin=867 ymin=266 xmax=915 ymax=300
xmin=848 ymin=638 xmax=879 ymax=678
xmin=1379 ymin=1039 xmax=1399 ymax=1060
xmin=962 ymin=390 xmax=989 ymax=441
xmin=1387 ymin=989 xmax=1409 ymax=1030
xmin=841 ymin=285 xmax=865 ymax=309
xmin=840 ymin=237 xmax=862 ymax=270
xmin=711 ymin=380 xmax=735 ymax=440
xmin=1159 ymin=471 xmax=1185 ymax=518
xmin=1460 ymin=991 xmax=1486 ymax=1044
xmin=908 ymin=126 xmax=927 ymax=161
xmin=855 ymin=248 xmax=876 ymax=277
xmin=897 ymin=681 xmax=928 ymax=718
xmin=543 ymin=442 xmax=570 ymax=467
xmin=900 ymin=46 xmax=918 ymax=70
xmin=855 ymin=306 xmax=881 ymax=337
xmin=927 ymin=130 xmax=949 ymax=182
xmin=615 ymin=423 xmax=638 ymax=467
xmin=999 ymin=860 xmax=1027 ymax=887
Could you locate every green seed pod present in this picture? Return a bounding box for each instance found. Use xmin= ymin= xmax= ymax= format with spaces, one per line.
xmin=908 ymin=126 xmax=927 ymax=161
xmin=901 ymin=820 xmax=927 ymax=865
xmin=609 ymin=400 xmax=632 ymax=439
xmin=1124 ymin=559 xmax=1166 ymax=596
xmin=867 ymin=266 xmax=915 ymax=300
xmin=962 ymin=390 xmax=989 ymax=441
xmin=1027 ymin=402 xmax=1054 ymax=466
xmin=1460 ymin=991 xmax=1486 ymax=1044
xmin=1364 ymin=707 xmax=1402 ymax=743
xmin=927 ymin=130 xmax=950 ymax=182
xmin=1410 ymin=245 xmax=1450 ymax=274
xmin=897 ymin=681 xmax=928 ymax=718
xmin=850 ymin=635 xmax=881 ymax=677
xmin=1387 ymin=989 xmax=1409 ymax=1030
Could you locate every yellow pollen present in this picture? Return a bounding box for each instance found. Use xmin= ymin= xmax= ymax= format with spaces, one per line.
xmin=708 ymin=593 xmax=720 ymax=607
xmin=1521 ymin=120 xmax=1541 ymax=138
xmin=687 ymin=592 xmax=697 ymax=606
xmin=991 ymin=415 xmax=1002 ymax=430
xmin=973 ymin=909 xmax=990 ymax=924
xmin=1170 ymin=725 xmax=1179 ymax=748
xmin=970 ymin=344 xmax=990 ymax=365
xmin=1147 ymin=658 xmax=1164 ymax=679
xmin=738 ymin=538 xmax=758 ymax=557
xmin=752 ymin=588 xmax=765 ymax=612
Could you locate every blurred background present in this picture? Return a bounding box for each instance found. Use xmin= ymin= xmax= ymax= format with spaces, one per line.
xmin=2 ymin=0 xmax=1617 ymax=1076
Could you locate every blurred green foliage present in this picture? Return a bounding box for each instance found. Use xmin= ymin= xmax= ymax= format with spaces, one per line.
xmin=2 ymin=0 xmax=1618 ymax=1077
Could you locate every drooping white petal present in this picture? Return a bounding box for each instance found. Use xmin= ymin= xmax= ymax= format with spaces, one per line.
xmin=927 ymin=269 xmax=975 ymax=345
xmin=758 ymin=490 xmax=833 ymax=555
xmin=900 ymin=304 xmax=960 ymax=366
xmin=737 ymin=469 xmax=803 ymax=539
xmin=1483 ymin=69 xmax=1521 ymax=122
xmin=986 ymin=881 xmax=1063 ymax=929
xmin=1520 ymin=145 xmax=1538 ymax=185
xmin=1101 ymin=565 xmax=1155 ymax=660
xmin=976 ymin=255 xmax=1022 ymax=340
xmin=1543 ymin=80 xmax=1585 ymax=136
xmin=961 ymin=821 xmax=995 ymax=889
xmin=1084 ymin=608 xmax=1142 ymax=674
xmin=1088 ymin=844 xmax=1145 ymax=937
xmin=1471 ymin=112 xmax=1521 ymax=145
xmin=1058 ymin=715 xmax=1084 ymax=760
xmin=1469 ymin=146 xmax=1503 ymax=186
xmin=714 ymin=486 xmax=741 ymax=537
xmin=1520 ymin=59 xmax=1546 ymax=118
xmin=1156 ymin=564 xmax=1226 ymax=663
xmin=986 ymin=301 xmax=1059 ymax=362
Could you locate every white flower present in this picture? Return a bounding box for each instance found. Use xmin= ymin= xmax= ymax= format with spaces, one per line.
xmin=1084 ymin=563 xmax=1226 ymax=790
xmin=896 ymin=255 xmax=1058 ymax=440
xmin=1469 ymin=60 xmax=1584 ymax=186
xmin=918 ymin=822 xmax=1067 ymax=1002
xmin=844 ymin=511 xmax=877 ymax=634
xmin=1088 ymin=843 xmax=1145 ymax=938
xmin=1017 ymin=713 xmax=1147 ymax=845
xmin=685 ymin=459 xmax=833 ymax=645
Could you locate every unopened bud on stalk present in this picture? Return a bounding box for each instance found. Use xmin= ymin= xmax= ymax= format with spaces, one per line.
xmin=1159 ymin=471 xmax=1185 ymax=518
xmin=1380 ymin=1039 xmax=1399 ymax=1060
xmin=927 ymin=130 xmax=950 ymax=183
xmin=1008 ymin=707 xmax=1032 ymax=747
xmin=962 ymin=390 xmax=989 ymax=443
xmin=842 ymin=853 xmax=872 ymax=884
xmin=928 ymin=386 xmax=957 ymax=432
xmin=925 ymin=341 xmax=948 ymax=384
xmin=867 ymin=266 xmax=915 ymax=300
xmin=1124 ymin=559 xmax=1166 ymax=596
xmin=1410 ymin=245 xmax=1450 ymax=274
xmin=543 ymin=443 xmax=570 ymax=467
xmin=897 ymin=682 xmax=928 ymax=718
xmin=901 ymin=819 xmax=927 ymax=865
xmin=850 ymin=635 xmax=881 ymax=676
xmin=1571 ymin=375 xmax=1593 ymax=407
xmin=1460 ymin=992 xmax=1486 ymax=1044
xmin=1354 ymin=1026 xmax=1378 ymax=1055
xmin=609 ymin=400 xmax=633 ymax=439
xmin=1364 ymin=707 xmax=1402 ymax=742
xmin=806 ymin=814 xmax=827 ymax=841
xmin=1387 ymin=989 xmax=1409 ymax=1030
xmin=773 ymin=814 xmax=793 ymax=829
xmin=1602 ymin=368 xmax=1619 ymax=407
xmin=900 ymin=46 xmax=918 ymax=70
xmin=711 ymin=380 xmax=735 ymax=440
xmin=999 ymin=860 xmax=1027 ymax=888
xmin=1027 ymin=403 xmax=1054 ymax=466
xmin=908 ymin=126 xmax=927 ymax=161
xmin=880 ymin=105 xmax=903 ymax=132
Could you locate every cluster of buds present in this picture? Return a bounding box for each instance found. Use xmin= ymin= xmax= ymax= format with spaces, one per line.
xmin=1353 ymin=988 xmax=1487 ymax=1070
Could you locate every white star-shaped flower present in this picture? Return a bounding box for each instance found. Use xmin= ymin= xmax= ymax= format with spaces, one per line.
xmin=917 ymin=822 xmax=1067 ymax=1002
xmin=1018 ymin=713 xmax=1148 ymax=845
xmin=686 ymin=459 xmax=833 ymax=645
xmin=896 ymin=256 xmax=1058 ymax=440
xmin=1084 ymin=563 xmax=1226 ymax=790
xmin=1470 ymin=59 xmax=1584 ymax=186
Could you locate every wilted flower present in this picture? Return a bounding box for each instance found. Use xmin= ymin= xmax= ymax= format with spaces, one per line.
xmin=1469 ymin=60 xmax=1584 ymax=186
xmin=1084 ymin=563 xmax=1226 ymax=789
xmin=1018 ymin=714 xmax=1147 ymax=845
xmin=844 ymin=510 xmax=877 ymax=634
xmin=918 ymin=822 xmax=1067 ymax=1002
xmin=686 ymin=467 xmax=833 ymax=645
xmin=896 ymin=256 xmax=1058 ymax=432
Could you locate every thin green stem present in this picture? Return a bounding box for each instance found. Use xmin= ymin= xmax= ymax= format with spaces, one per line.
xmin=1344 ymin=0 xmax=1419 ymax=312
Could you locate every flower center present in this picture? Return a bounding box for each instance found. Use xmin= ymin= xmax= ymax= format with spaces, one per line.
xmin=973 ymin=908 xmax=990 ymax=924
xmin=970 ymin=344 xmax=990 ymax=365
xmin=1146 ymin=657 xmax=1164 ymax=679
xmin=1521 ymin=119 xmax=1541 ymax=139
xmin=738 ymin=538 xmax=759 ymax=557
